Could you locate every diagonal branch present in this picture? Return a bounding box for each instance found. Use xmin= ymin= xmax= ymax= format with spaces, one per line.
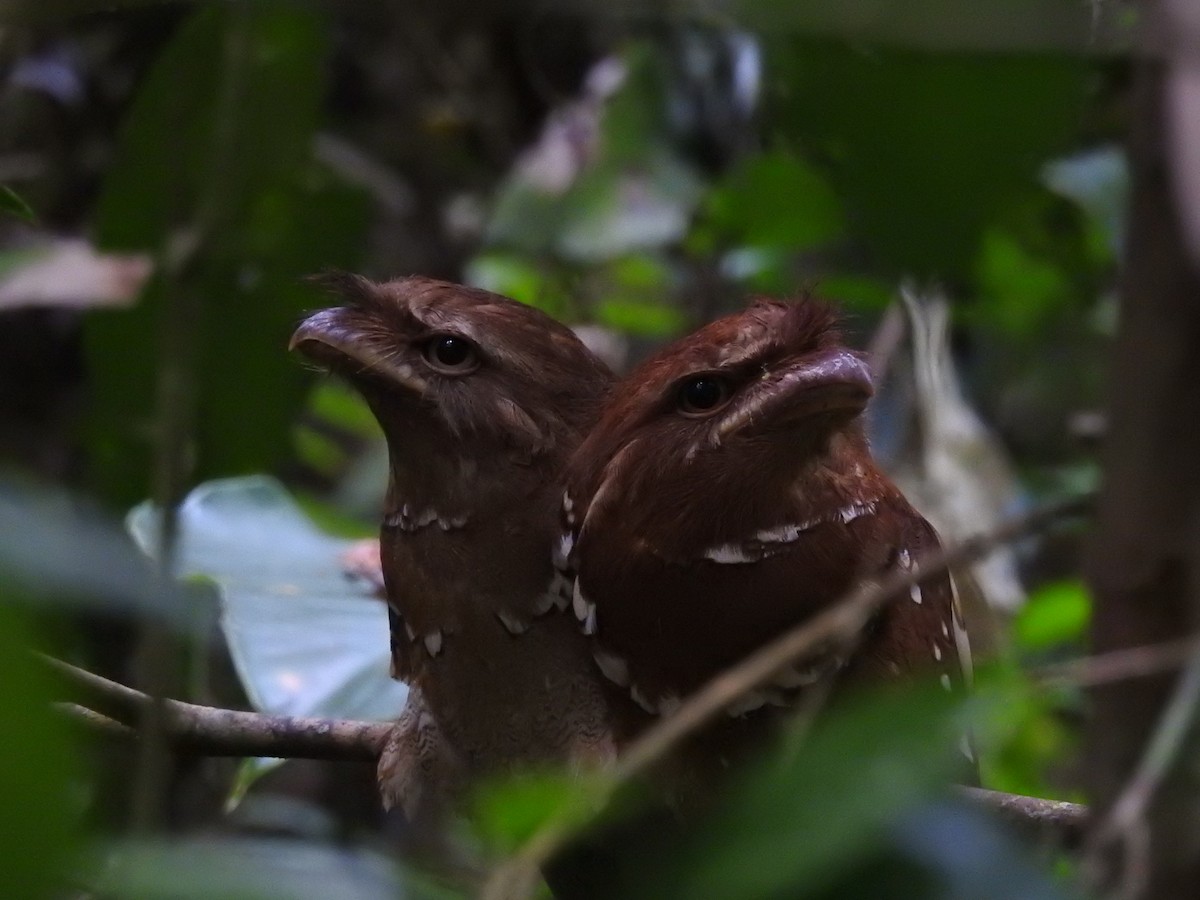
xmin=481 ymin=492 xmax=1094 ymax=900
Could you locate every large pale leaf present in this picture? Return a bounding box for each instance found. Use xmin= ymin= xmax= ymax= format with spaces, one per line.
xmin=128 ymin=476 xmax=406 ymax=722
xmin=88 ymin=836 xmax=430 ymax=900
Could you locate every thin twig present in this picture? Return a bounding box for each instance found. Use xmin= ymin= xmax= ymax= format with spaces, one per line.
xmin=1034 ymin=635 xmax=1200 ymax=690
xmin=481 ymin=493 xmax=1093 ymax=900
xmin=55 ymin=702 xmax=135 ymax=739
xmin=1083 ymin=641 xmax=1200 ymax=898
xmin=45 ymin=655 xmax=390 ymax=760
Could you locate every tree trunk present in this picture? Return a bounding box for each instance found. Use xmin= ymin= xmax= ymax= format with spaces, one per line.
xmin=1085 ymin=3 xmax=1200 ymax=894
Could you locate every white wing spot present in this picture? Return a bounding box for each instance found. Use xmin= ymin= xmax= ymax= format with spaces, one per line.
xmin=553 ymin=532 xmax=574 ymax=570
xmin=773 ymin=665 xmax=823 ymax=689
xmin=941 ymin=621 xmax=950 ymax=639
xmin=593 ymin=648 xmax=630 ymax=687
xmin=933 ymin=644 xmax=942 ymax=662
xmin=910 ymin=584 xmax=922 ymax=604
xmin=703 ymin=543 xmax=759 ymax=564
xmin=424 ymin=631 xmax=444 ymax=656
xmin=939 ymin=673 xmax=952 ymax=692
xmin=582 ymin=602 xmax=598 ymax=635
xmin=959 ymin=734 xmax=977 ymax=764
xmin=497 ymin=611 xmax=528 ymax=635
xmin=726 ymin=689 xmax=770 ymax=717
xmin=543 ymin=571 xmax=572 ymax=612
xmin=630 ymin=683 xmax=657 ymax=714
xmin=837 ymin=501 xmax=877 ymax=524
xmin=572 ymin=581 xmax=590 ymax=622
xmin=701 ymin=503 xmax=878 ymax=565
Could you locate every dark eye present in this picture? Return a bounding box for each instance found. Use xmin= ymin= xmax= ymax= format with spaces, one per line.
xmin=678 ymin=375 xmax=729 ymax=414
xmin=424 ymin=335 xmax=478 ymax=373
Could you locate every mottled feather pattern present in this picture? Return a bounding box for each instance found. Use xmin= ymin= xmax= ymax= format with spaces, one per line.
xmin=562 ymin=293 xmax=970 ymax=724
xmin=293 ymin=275 xmax=626 ymax=812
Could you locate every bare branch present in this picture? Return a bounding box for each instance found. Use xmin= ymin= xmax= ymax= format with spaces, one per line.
xmin=958 ymin=786 xmax=1088 ymax=848
xmin=1084 ymin=641 xmax=1200 ymax=896
xmin=1035 ymin=636 xmax=1200 ymax=690
xmin=45 ymin=655 xmax=390 ymax=761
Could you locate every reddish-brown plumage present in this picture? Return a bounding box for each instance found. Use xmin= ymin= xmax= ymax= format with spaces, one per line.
xmin=292 ymin=275 xmax=632 ymax=816
xmin=561 ymin=296 xmax=970 ymax=720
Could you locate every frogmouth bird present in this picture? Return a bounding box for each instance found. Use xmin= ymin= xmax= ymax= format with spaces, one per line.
xmin=559 ymin=296 xmax=971 ymax=728
xmin=291 ymin=275 xmax=627 ymax=817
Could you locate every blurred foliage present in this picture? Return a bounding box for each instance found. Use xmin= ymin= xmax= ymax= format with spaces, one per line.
xmin=83 ymin=2 xmax=370 ymax=506
xmin=1 ymin=185 xmax=36 ymax=222
xmin=0 ymin=603 xmax=79 ymax=897
xmin=0 ymin=1 xmax=1130 ymax=897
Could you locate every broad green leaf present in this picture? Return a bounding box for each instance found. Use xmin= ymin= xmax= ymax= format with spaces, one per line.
xmin=0 ymin=475 xmax=169 ymax=620
xmin=0 ymin=605 xmax=78 ymax=897
xmin=88 ymin=837 xmax=427 ymax=900
xmin=83 ymin=3 xmax=369 ymax=505
xmin=768 ymin=42 xmax=1090 ymax=278
xmin=92 ymin=4 xmax=324 ymax=252
xmin=660 ymin=680 xmax=971 ymax=900
xmin=127 ymin=476 xmax=406 ymax=725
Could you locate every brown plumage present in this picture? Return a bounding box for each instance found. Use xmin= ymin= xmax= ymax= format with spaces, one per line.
xmin=291 ymin=275 xmax=630 ymax=817
xmin=560 ymin=296 xmax=971 ymax=725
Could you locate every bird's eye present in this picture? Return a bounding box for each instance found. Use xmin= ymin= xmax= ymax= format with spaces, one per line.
xmin=423 ymin=335 xmax=478 ymax=374
xmin=678 ymin=375 xmax=730 ymax=415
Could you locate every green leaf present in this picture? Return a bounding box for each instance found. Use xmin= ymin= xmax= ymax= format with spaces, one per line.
xmin=661 ymin=681 xmax=969 ymax=900
xmin=93 ymin=4 xmax=325 ymax=252
xmin=705 ymin=150 xmax=844 ymax=250
xmin=1014 ymin=580 xmax=1091 ymax=651
xmin=88 ymin=837 xmax=421 ymax=900
xmin=818 ymin=274 xmax=895 ymax=312
xmin=595 ymin=298 xmax=686 ymax=337
xmin=0 ymin=475 xmax=170 ymax=620
xmin=768 ymin=41 xmax=1090 ymax=277
xmin=975 ymin=228 xmax=1072 ymax=336
xmin=971 ymin=661 xmax=1082 ymax=802
xmin=0 ymin=185 xmax=35 ymax=223
xmin=83 ymin=2 xmax=369 ymax=504
xmin=464 ymin=253 xmax=553 ymax=310
xmin=473 ymin=771 xmax=610 ymax=854
xmin=127 ymin=477 xmax=406 ymax=724
xmin=0 ymin=605 xmax=78 ymax=897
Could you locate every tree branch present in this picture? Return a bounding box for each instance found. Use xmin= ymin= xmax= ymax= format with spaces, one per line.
xmin=481 ymin=493 xmax=1094 ymax=900
xmin=958 ymin=786 xmax=1088 ymax=848
xmin=43 ymin=655 xmax=389 ymax=761
xmin=48 ymin=494 xmax=1118 ymax=897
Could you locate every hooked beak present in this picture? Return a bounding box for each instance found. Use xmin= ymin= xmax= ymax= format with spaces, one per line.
xmin=717 ymin=347 xmax=873 ymax=439
xmin=290 ymin=307 xmax=427 ymax=394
